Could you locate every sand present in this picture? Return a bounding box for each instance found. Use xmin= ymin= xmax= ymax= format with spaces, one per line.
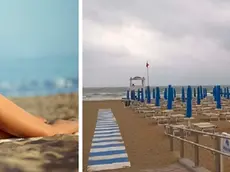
xmin=83 ymin=99 xmax=230 ymax=172
xmin=83 ymin=100 xmax=179 ymax=172
xmin=10 ymin=92 xmax=78 ymax=121
xmin=0 ymin=93 xmax=78 ymax=172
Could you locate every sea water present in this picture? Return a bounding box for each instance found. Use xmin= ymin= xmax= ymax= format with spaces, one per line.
xmin=0 ymin=56 xmax=78 ymax=97
xmin=83 ymin=86 xmax=215 ymax=101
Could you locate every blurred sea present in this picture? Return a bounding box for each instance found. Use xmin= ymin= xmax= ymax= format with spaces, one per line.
xmin=0 ymin=77 xmax=78 ymax=97
xmin=0 ymin=56 xmax=78 ymax=97
xmin=83 ymin=86 xmax=218 ymax=101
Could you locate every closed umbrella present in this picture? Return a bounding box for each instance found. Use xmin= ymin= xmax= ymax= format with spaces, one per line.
xmin=147 ymin=86 xmax=151 ymax=104
xmin=126 ymin=90 xmax=130 ymax=100
xmin=152 ymin=88 xmax=155 ymax=99
xmin=216 ymin=85 xmax=221 ymax=109
xmin=137 ymin=89 xmax=140 ymax=101
xmin=155 ymin=87 xmax=160 ymax=106
xmin=181 ymin=87 xmax=185 ymax=103
xmin=174 ymin=88 xmax=176 ymax=98
xmin=186 ymin=86 xmax=192 ymax=118
xmin=141 ymin=88 xmax=144 ymax=103
xmin=200 ymin=86 xmax=203 ymax=99
xmin=164 ymin=88 xmax=167 ymax=100
xmin=193 ymin=88 xmax=196 ymax=97
xmin=197 ymin=87 xmax=201 ymax=105
xmin=227 ymin=87 xmax=230 ymax=99
xmin=167 ymin=85 xmax=173 ymax=109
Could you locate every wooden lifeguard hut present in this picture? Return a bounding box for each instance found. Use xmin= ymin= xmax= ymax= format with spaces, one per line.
xmin=129 ymin=76 xmax=145 ymax=100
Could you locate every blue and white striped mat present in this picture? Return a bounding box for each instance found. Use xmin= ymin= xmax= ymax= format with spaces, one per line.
xmin=87 ymin=109 xmax=131 ymax=171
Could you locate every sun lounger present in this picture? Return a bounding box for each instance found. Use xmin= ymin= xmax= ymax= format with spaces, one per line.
xmin=192 ymin=122 xmax=216 ymax=133
xmin=161 ymin=109 xmax=173 ymax=116
xmin=202 ymin=113 xmax=220 ymax=121
xmin=152 ymin=116 xmax=170 ymax=125
xmin=164 ymin=124 xmax=190 ymax=137
xmin=220 ymin=112 xmax=230 ymax=120
xmin=169 ymin=114 xmax=185 ymax=123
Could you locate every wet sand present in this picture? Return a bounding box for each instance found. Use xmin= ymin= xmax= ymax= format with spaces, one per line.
xmin=83 ymin=99 xmax=230 ymax=172
xmin=0 ymin=93 xmax=78 ymax=172
xmin=83 ymin=100 xmax=179 ymax=172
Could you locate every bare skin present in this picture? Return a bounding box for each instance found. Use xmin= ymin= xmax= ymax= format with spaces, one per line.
xmin=0 ymin=94 xmax=78 ymax=139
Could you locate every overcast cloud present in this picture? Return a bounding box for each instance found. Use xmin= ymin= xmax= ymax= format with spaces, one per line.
xmin=83 ymin=0 xmax=230 ymax=87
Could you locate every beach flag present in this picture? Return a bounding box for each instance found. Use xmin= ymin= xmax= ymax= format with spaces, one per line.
xmin=146 ymin=61 xmax=149 ymax=68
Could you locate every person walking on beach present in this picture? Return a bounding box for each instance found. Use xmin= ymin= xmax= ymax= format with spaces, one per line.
xmin=0 ymin=94 xmax=78 ymax=139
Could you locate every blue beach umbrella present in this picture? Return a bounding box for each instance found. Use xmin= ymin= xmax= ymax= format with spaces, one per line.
xmin=147 ymin=86 xmax=151 ymax=104
xmin=227 ymin=87 xmax=229 ymax=99
xmin=137 ymin=89 xmax=140 ymax=101
xmin=213 ymin=86 xmax=216 ymax=101
xmin=155 ymin=87 xmax=160 ymax=106
xmin=126 ymin=90 xmax=130 ymax=100
xmin=200 ymin=86 xmax=203 ymax=99
xmin=227 ymin=87 xmax=230 ymax=99
xmin=186 ymin=86 xmax=192 ymax=118
xmin=174 ymin=88 xmax=176 ymax=98
xmin=164 ymin=88 xmax=167 ymax=100
xmin=226 ymin=88 xmax=228 ymax=98
xmin=131 ymin=90 xmax=135 ymax=100
xmin=152 ymin=88 xmax=155 ymax=99
xmin=141 ymin=88 xmax=144 ymax=102
xmin=216 ymin=85 xmax=221 ymax=109
xmin=203 ymin=88 xmax=206 ymax=98
xmin=167 ymin=85 xmax=173 ymax=109
xmin=222 ymin=88 xmax=225 ymax=97
xmin=220 ymin=87 xmax=223 ymax=97
xmin=193 ymin=88 xmax=196 ymax=97
xmin=204 ymin=88 xmax=207 ymax=98
xmin=181 ymin=87 xmax=185 ymax=103
xmin=171 ymin=87 xmax=174 ymax=101
xmin=145 ymin=89 xmax=148 ymax=99
xmin=197 ymin=87 xmax=201 ymax=105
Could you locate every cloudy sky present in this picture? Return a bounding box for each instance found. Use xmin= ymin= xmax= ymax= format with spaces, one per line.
xmin=83 ymin=0 xmax=230 ymax=87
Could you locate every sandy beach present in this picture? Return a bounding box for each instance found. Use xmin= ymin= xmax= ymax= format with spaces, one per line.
xmin=83 ymin=100 xmax=180 ymax=172
xmin=0 ymin=93 xmax=78 ymax=172
xmin=83 ymin=99 xmax=230 ymax=172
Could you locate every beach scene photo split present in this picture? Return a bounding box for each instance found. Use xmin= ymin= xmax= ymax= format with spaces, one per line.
xmin=83 ymin=0 xmax=230 ymax=172
xmin=0 ymin=0 xmax=78 ymax=172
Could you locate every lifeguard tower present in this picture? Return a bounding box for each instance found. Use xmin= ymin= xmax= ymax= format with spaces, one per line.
xmin=129 ymin=76 xmax=145 ymax=100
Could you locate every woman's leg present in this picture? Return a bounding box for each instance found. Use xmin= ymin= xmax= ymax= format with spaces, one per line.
xmin=0 ymin=119 xmax=78 ymax=139
xmin=0 ymin=94 xmax=78 ymax=138
xmin=0 ymin=130 xmax=14 ymax=139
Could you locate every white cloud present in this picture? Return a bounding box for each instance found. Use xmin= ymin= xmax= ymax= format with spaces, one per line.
xmin=83 ymin=0 xmax=230 ymax=87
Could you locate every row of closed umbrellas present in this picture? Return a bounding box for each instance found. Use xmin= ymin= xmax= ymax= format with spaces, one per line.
xmin=127 ymin=85 xmax=228 ymax=118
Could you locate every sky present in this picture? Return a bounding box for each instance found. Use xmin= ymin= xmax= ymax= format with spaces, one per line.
xmin=0 ymin=0 xmax=78 ymax=83
xmin=83 ymin=0 xmax=230 ymax=87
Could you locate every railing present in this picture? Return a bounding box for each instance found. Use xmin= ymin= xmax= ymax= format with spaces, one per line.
xmin=165 ymin=126 xmax=230 ymax=172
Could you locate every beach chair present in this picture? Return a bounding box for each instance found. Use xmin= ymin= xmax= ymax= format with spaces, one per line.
xmin=143 ymin=109 xmax=162 ymax=118
xmin=169 ymin=114 xmax=185 ymax=123
xmin=164 ymin=124 xmax=190 ymax=137
xmin=151 ymin=116 xmax=170 ymax=125
xmin=201 ymin=112 xmax=220 ymax=121
xmin=192 ymin=122 xmax=217 ymax=133
xmin=220 ymin=112 xmax=230 ymax=120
